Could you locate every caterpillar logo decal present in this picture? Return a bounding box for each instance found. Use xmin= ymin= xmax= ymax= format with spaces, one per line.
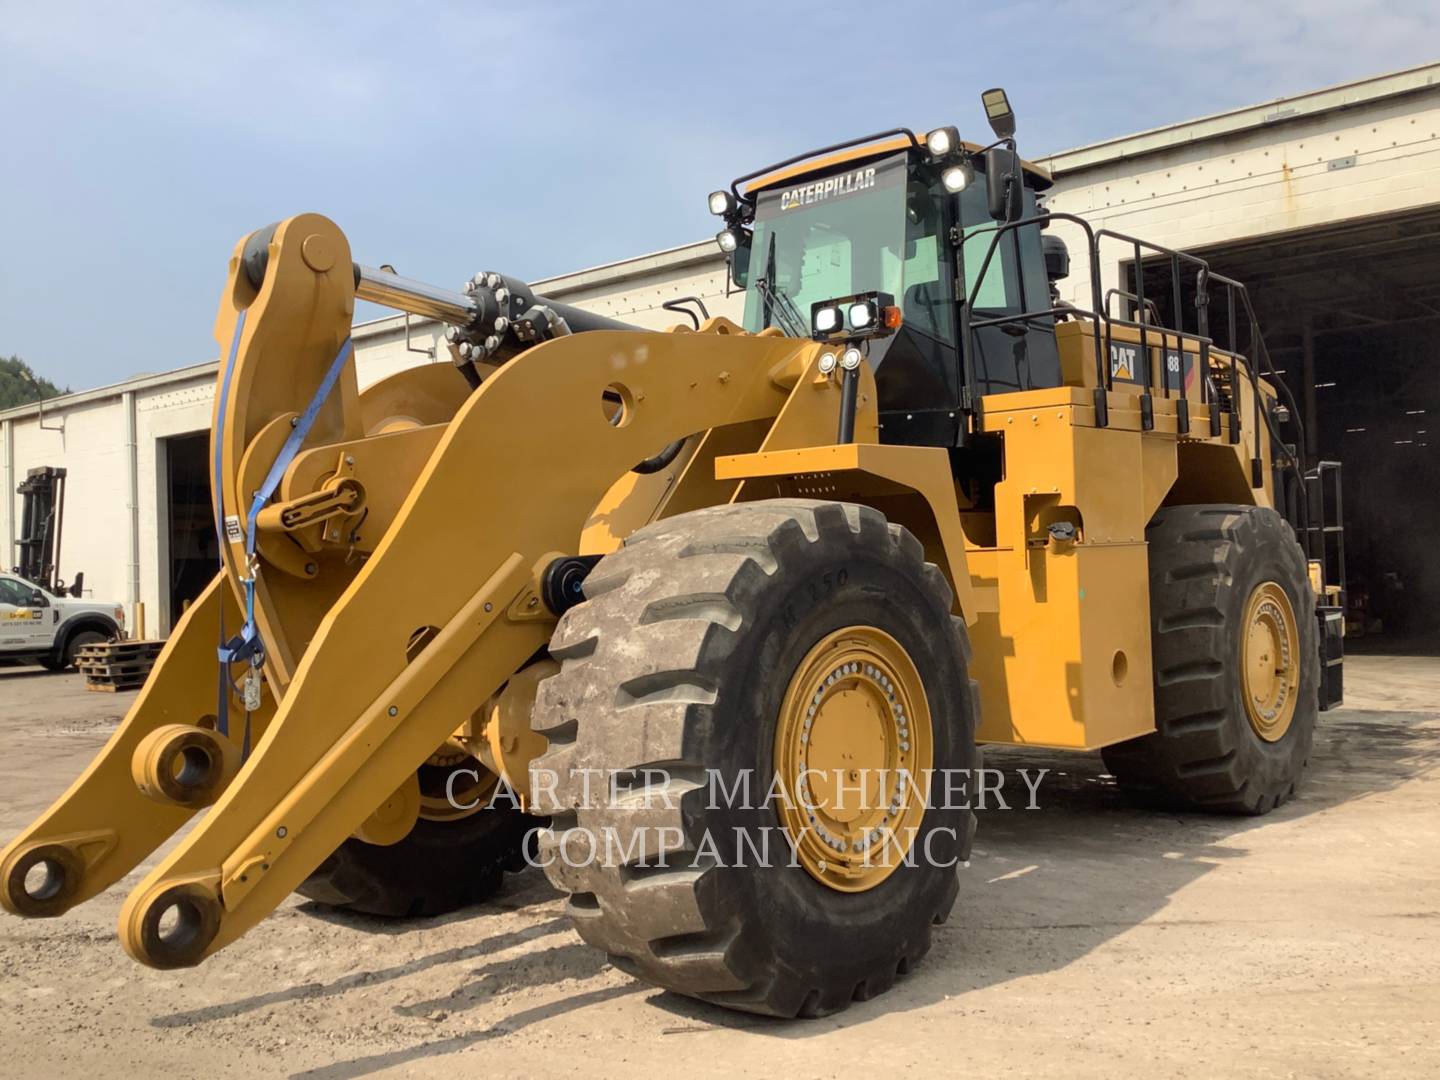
xmin=1110 ymin=343 xmax=1138 ymax=382
xmin=1109 ymin=344 xmax=1195 ymax=390
xmin=779 ymin=166 xmax=877 ymax=211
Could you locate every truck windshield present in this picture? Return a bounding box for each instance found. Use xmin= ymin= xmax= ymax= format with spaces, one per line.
xmin=740 ymin=153 xmax=909 ymax=334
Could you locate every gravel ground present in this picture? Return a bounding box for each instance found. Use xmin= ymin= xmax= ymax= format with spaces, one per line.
xmin=0 ymin=652 xmax=1436 ymax=1079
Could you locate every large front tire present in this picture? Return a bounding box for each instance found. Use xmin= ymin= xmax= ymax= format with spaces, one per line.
xmin=1102 ymin=504 xmax=1319 ymax=814
xmin=530 ymin=500 xmax=979 ymax=1017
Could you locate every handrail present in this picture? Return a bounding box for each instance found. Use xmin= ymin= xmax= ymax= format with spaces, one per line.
xmin=956 ymin=212 xmax=1310 ymax=537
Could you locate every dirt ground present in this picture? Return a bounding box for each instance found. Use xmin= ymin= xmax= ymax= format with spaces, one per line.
xmin=0 ymin=652 xmax=1436 ymax=1079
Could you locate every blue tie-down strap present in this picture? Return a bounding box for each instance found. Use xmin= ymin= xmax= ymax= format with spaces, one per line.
xmin=244 ymin=337 xmax=355 ymax=554
xmin=213 ymin=333 xmax=355 ymax=755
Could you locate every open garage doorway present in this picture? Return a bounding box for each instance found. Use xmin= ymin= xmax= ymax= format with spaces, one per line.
xmin=159 ymin=431 xmax=217 ymax=635
xmin=1134 ymin=207 xmax=1440 ymax=651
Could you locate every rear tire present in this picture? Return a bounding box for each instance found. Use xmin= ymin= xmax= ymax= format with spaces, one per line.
xmin=530 ymin=500 xmax=980 ymax=1017
xmin=1102 ymin=504 xmax=1319 ymax=814
xmin=297 ymin=785 xmax=533 ymax=917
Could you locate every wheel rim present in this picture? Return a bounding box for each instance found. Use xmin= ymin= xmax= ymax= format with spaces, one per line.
xmin=773 ymin=626 xmax=933 ymax=893
xmin=1240 ymin=581 xmax=1300 ymax=742
xmin=416 ymin=745 xmax=497 ymax=822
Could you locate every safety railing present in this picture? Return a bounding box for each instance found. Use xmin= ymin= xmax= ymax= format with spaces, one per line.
xmin=959 ymin=212 xmax=1316 ymax=536
xmin=1305 ymin=461 xmax=1346 ymax=601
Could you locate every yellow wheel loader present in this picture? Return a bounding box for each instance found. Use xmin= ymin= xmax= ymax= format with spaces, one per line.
xmin=0 ymin=90 xmax=1345 ymax=1017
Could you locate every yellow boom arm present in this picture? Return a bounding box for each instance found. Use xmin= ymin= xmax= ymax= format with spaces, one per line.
xmin=0 ymin=214 xmax=928 ymax=967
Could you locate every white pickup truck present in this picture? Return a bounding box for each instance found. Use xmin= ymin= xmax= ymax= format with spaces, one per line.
xmin=0 ymin=573 xmax=125 ymax=670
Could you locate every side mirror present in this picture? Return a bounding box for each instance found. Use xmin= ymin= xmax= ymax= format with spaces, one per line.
xmin=985 ymin=147 xmax=1023 ymax=223
xmin=729 ymin=233 xmax=753 ymax=290
xmin=1042 ymin=234 xmax=1071 ymax=281
xmin=28 ymin=589 xmax=48 ymax=608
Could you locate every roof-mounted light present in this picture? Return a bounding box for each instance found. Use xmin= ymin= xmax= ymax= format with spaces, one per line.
xmin=981 ymin=88 xmax=1016 ymax=139
xmin=925 ymin=126 xmax=961 ymax=159
xmin=708 ymin=190 xmax=737 ymax=217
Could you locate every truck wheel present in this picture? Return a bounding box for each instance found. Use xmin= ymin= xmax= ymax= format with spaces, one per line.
xmin=1102 ymin=504 xmax=1319 ymax=814
xmin=530 ymin=500 xmax=979 ymax=1017
xmin=48 ymin=629 xmax=109 ymax=671
xmin=297 ymin=760 xmax=533 ymax=917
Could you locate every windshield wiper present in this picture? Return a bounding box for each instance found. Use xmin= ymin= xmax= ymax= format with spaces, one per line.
xmin=754 ymin=278 xmax=806 ymax=337
xmin=756 ymin=232 xmax=807 ymax=337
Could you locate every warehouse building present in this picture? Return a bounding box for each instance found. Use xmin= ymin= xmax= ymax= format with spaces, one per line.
xmin=3 ymin=63 xmax=1438 ymax=639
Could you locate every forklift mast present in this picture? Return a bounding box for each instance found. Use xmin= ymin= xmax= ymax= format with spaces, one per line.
xmin=14 ymin=466 xmax=82 ymax=597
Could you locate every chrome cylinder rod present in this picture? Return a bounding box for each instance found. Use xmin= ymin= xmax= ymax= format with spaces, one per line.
xmin=353 ymin=264 xmax=478 ymax=326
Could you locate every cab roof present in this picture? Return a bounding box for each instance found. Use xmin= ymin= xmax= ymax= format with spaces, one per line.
xmin=742 ymin=131 xmax=1053 ymax=198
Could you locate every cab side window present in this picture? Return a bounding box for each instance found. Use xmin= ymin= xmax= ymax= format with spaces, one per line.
xmin=0 ymin=578 xmax=31 ymax=606
xmin=958 ymin=178 xmax=1062 ymax=394
xmin=957 ymin=184 xmax=1049 ymax=317
xmin=900 ymin=182 xmax=954 ymax=340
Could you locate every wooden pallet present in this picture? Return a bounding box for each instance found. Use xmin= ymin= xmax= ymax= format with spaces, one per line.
xmin=79 ymin=640 xmax=165 ymax=693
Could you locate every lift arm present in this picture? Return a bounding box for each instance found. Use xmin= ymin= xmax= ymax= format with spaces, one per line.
xmin=1 ymin=214 xmax=882 ymax=967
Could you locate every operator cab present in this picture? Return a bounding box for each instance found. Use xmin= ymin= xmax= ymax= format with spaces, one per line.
xmin=709 ymin=91 xmax=1059 ymax=447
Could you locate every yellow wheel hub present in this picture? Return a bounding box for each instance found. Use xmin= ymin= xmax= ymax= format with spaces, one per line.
xmin=417 ymin=743 xmax=497 ymax=823
xmin=1241 ymin=581 xmax=1300 ymax=742
xmin=774 ymin=626 xmax=933 ymax=893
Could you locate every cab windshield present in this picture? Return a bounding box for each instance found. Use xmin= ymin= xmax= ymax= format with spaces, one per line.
xmin=740 ymin=153 xmax=911 ymax=336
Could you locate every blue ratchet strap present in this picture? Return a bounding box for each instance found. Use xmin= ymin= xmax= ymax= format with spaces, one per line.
xmin=214 ymin=324 xmax=355 ymax=758
xmin=213 ymin=311 xmax=248 ymax=744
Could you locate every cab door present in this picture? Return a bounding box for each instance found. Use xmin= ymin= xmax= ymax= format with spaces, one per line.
xmin=957 ymin=183 xmax=1061 ymax=396
xmin=0 ymin=576 xmax=50 ymax=651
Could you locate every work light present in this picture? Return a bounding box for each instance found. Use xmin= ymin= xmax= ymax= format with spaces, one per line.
xmin=810 ymin=290 xmax=899 ymax=343
xmin=817 ymin=352 xmax=838 ymax=374
xmin=941 ymin=163 xmax=974 ymax=192
xmin=814 ymin=305 xmax=842 ymax=335
xmin=839 ymin=347 xmax=863 ymax=371
xmin=926 ymin=126 xmax=961 ymax=159
xmin=981 ymin=88 xmax=1016 ymax=139
xmin=708 ymin=190 xmax=737 ymax=216
xmin=716 ymin=228 xmax=740 ymax=253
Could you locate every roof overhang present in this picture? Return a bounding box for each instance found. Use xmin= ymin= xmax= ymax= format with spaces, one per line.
xmin=1039 ymin=61 xmax=1440 ymax=176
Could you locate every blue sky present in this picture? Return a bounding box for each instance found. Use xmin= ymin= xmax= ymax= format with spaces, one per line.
xmin=2 ymin=0 xmax=1437 ymax=391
